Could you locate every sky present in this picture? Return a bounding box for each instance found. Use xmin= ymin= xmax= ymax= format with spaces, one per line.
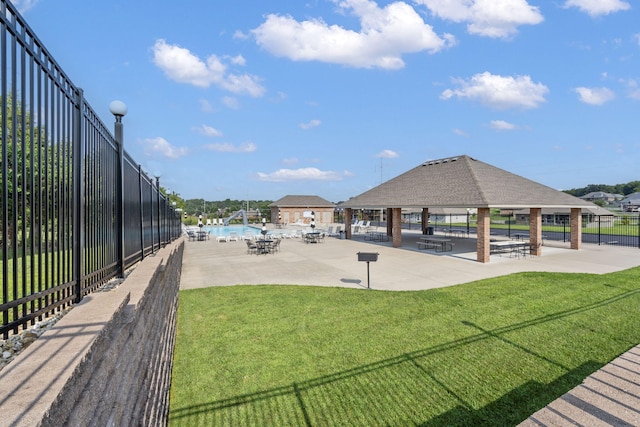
xmin=12 ymin=0 xmax=640 ymax=203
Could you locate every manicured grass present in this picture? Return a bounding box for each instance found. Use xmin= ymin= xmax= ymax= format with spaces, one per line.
xmin=169 ymin=268 xmax=640 ymax=426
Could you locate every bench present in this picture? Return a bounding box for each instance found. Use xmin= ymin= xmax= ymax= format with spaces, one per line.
xmin=417 ymin=241 xmax=438 ymax=250
xmin=436 ymin=242 xmax=455 ymax=252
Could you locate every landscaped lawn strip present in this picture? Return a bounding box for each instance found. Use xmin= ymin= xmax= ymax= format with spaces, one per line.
xmin=169 ymin=267 xmax=640 ymax=426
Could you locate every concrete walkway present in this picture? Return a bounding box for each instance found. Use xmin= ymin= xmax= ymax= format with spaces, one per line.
xmin=180 ymin=229 xmax=640 ymax=426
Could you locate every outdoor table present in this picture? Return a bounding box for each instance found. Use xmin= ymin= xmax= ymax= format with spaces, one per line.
xmin=448 ymin=229 xmax=466 ymax=238
xmin=490 ymin=240 xmax=528 ymax=256
xmin=197 ymin=230 xmax=208 ymax=241
xmin=305 ymin=232 xmax=321 ymax=243
xmin=255 ymin=239 xmax=273 ymax=254
xmin=514 ymin=233 xmax=529 ymax=241
xmin=365 ymin=231 xmax=388 ymax=242
xmin=419 ymin=237 xmax=453 ymax=252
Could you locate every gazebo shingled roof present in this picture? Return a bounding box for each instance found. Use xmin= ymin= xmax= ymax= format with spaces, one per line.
xmin=339 ymin=155 xmax=595 ymax=210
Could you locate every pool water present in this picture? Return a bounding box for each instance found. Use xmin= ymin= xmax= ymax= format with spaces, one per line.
xmin=203 ymin=225 xmax=262 ymax=237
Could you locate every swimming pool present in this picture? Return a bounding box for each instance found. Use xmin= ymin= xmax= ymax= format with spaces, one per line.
xmin=203 ymin=225 xmax=262 ymax=237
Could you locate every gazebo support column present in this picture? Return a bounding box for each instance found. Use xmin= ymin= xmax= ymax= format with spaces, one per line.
xmin=345 ymin=208 xmax=353 ymax=239
xmin=386 ymin=208 xmax=392 ymax=237
xmin=392 ymin=208 xmax=402 ymax=248
xmin=570 ymin=208 xmax=582 ymax=250
xmin=421 ymin=208 xmax=429 ymax=234
xmin=476 ymin=208 xmax=490 ymax=263
xmin=529 ymin=208 xmax=542 ymax=256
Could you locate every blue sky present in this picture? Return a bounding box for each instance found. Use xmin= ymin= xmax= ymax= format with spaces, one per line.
xmin=14 ymin=0 xmax=640 ymax=202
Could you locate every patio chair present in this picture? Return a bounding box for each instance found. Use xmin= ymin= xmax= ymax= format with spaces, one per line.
xmin=245 ymin=240 xmax=258 ymax=254
xmin=268 ymin=238 xmax=281 ymax=253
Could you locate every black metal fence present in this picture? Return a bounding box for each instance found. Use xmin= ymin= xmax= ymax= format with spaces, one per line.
xmin=429 ymin=213 xmax=640 ymax=249
xmin=1 ymin=1 xmax=181 ymax=338
xmin=542 ymin=214 xmax=640 ymax=248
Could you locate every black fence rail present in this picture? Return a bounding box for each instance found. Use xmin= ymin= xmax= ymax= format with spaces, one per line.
xmin=540 ymin=214 xmax=640 ymax=249
xmin=1 ymin=1 xmax=181 ymax=338
xmin=413 ymin=212 xmax=640 ymax=249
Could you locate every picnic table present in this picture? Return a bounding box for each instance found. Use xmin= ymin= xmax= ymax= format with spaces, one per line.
xmin=490 ymin=240 xmax=528 ymax=256
xmin=417 ymin=237 xmax=454 ymax=252
xmin=364 ymin=231 xmax=389 ymax=242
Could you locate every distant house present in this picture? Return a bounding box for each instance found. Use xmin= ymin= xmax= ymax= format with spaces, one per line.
xmin=620 ymin=192 xmax=640 ymax=212
xmin=269 ymin=195 xmax=336 ymax=226
xmin=579 ymin=191 xmax=623 ymax=204
xmin=513 ymin=206 xmax=615 ymax=226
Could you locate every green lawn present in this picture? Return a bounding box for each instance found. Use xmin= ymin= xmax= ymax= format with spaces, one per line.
xmin=169 ymin=268 xmax=640 ymax=426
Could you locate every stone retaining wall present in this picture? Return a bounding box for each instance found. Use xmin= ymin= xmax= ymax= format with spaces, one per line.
xmin=0 ymin=239 xmax=184 ymax=427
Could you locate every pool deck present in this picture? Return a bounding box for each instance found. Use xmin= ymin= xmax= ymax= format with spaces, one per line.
xmin=181 ymin=228 xmax=640 ymax=291
xmin=180 ymin=228 xmax=640 ymax=426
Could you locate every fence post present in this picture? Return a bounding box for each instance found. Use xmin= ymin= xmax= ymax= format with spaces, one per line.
xmin=156 ymin=176 xmax=161 ymax=249
xmin=72 ymin=89 xmax=85 ymax=302
xmin=109 ymin=100 xmax=127 ymax=278
xmin=138 ymin=165 xmax=145 ymax=260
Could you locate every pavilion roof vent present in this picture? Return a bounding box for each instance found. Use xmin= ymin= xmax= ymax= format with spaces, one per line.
xmin=422 ymin=156 xmax=459 ymax=167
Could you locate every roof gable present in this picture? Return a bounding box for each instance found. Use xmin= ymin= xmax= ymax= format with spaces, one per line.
xmin=270 ymin=195 xmax=336 ymax=208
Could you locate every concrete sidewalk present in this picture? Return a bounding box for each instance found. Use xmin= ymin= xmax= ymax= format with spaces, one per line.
xmin=180 ymin=230 xmax=640 ymax=426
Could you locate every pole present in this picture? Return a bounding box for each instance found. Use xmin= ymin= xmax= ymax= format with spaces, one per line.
xmin=367 ymin=261 xmax=371 ymax=289
xmin=115 ymin=115 xmax=125 ymax=277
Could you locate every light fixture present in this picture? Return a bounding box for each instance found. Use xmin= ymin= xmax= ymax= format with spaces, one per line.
xmin=109 ymin=100 xmax=128 ymax=118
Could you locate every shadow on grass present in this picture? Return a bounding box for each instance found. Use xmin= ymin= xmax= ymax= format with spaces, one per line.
xmin=169 ymin=287 xmax=639 ymax=426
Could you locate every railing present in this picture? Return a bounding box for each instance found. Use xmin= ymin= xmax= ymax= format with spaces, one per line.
xmin=1 ymin=1 xmax=181 ymax=338
xmin=427 ymin=213 xmax=640 ymax=249
xmin=541 ymin=214 xmax=640 ymax=249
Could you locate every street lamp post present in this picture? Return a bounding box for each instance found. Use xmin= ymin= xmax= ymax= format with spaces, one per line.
xmin=109 ymin=100 xmax=127 ymax=278
xmin=261 ymin=217 xmax=267 ymax=239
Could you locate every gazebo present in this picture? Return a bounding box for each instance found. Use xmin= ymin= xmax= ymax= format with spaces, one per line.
xmin=339 ymin=155 xmax=597 ymax=263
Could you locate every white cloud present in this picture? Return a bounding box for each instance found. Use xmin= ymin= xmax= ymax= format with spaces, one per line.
xmin=256 ymin=167 xmax=352 ymax=182
xmin=416 ymin=0 xmax=544 ymax=38
xmin=489 ymin=120 xmax=517 ymax=130
xmin=452 ymin=128 xmax=468 ymax=136
xmin=574 ymin=87 xmax=615 ymax=105
xmin=195 ymin=124 xmax=223 ymax=138
xmin=151 ymin=39 xmax=265 ymax=96
xmin=374 ymin=149 xmax=399 ymax=158
xmin=228 ymin=54 xmax=246 ymax=66
xmin=299 ymin=119 xmax=321 ymax=129
xmin=204 ymin=142 xmax=257 ymax=153
xmin=199 ymin=99 xmax=214 ymax=113
xmin=10 ymin=0 xmax=39 ymax=13
xmin=222 ymin=96 xmax=240 ymax=109
xmin=251 ymin=0 xmax=455 ymax=70
xmin=441 ymin=71 xmax=548 ymax=109
xmin=282 ymin=157 xmax=299 ymax=165
xmin=563 ymin=0 xmax=631 ymax=17
xmin=141 ymin=137 xmax=189 ymax=159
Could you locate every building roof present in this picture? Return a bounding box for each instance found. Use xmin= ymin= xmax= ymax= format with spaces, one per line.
xmin=579 ymin=191 xmax=622 ymax=200
xmin=621 ymin=192 xmax=640 ymax=204
xmin=340 ymin=155 xmax=596 ymax=210
xmin=269 ymin=195 xmax=336 ymax=208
